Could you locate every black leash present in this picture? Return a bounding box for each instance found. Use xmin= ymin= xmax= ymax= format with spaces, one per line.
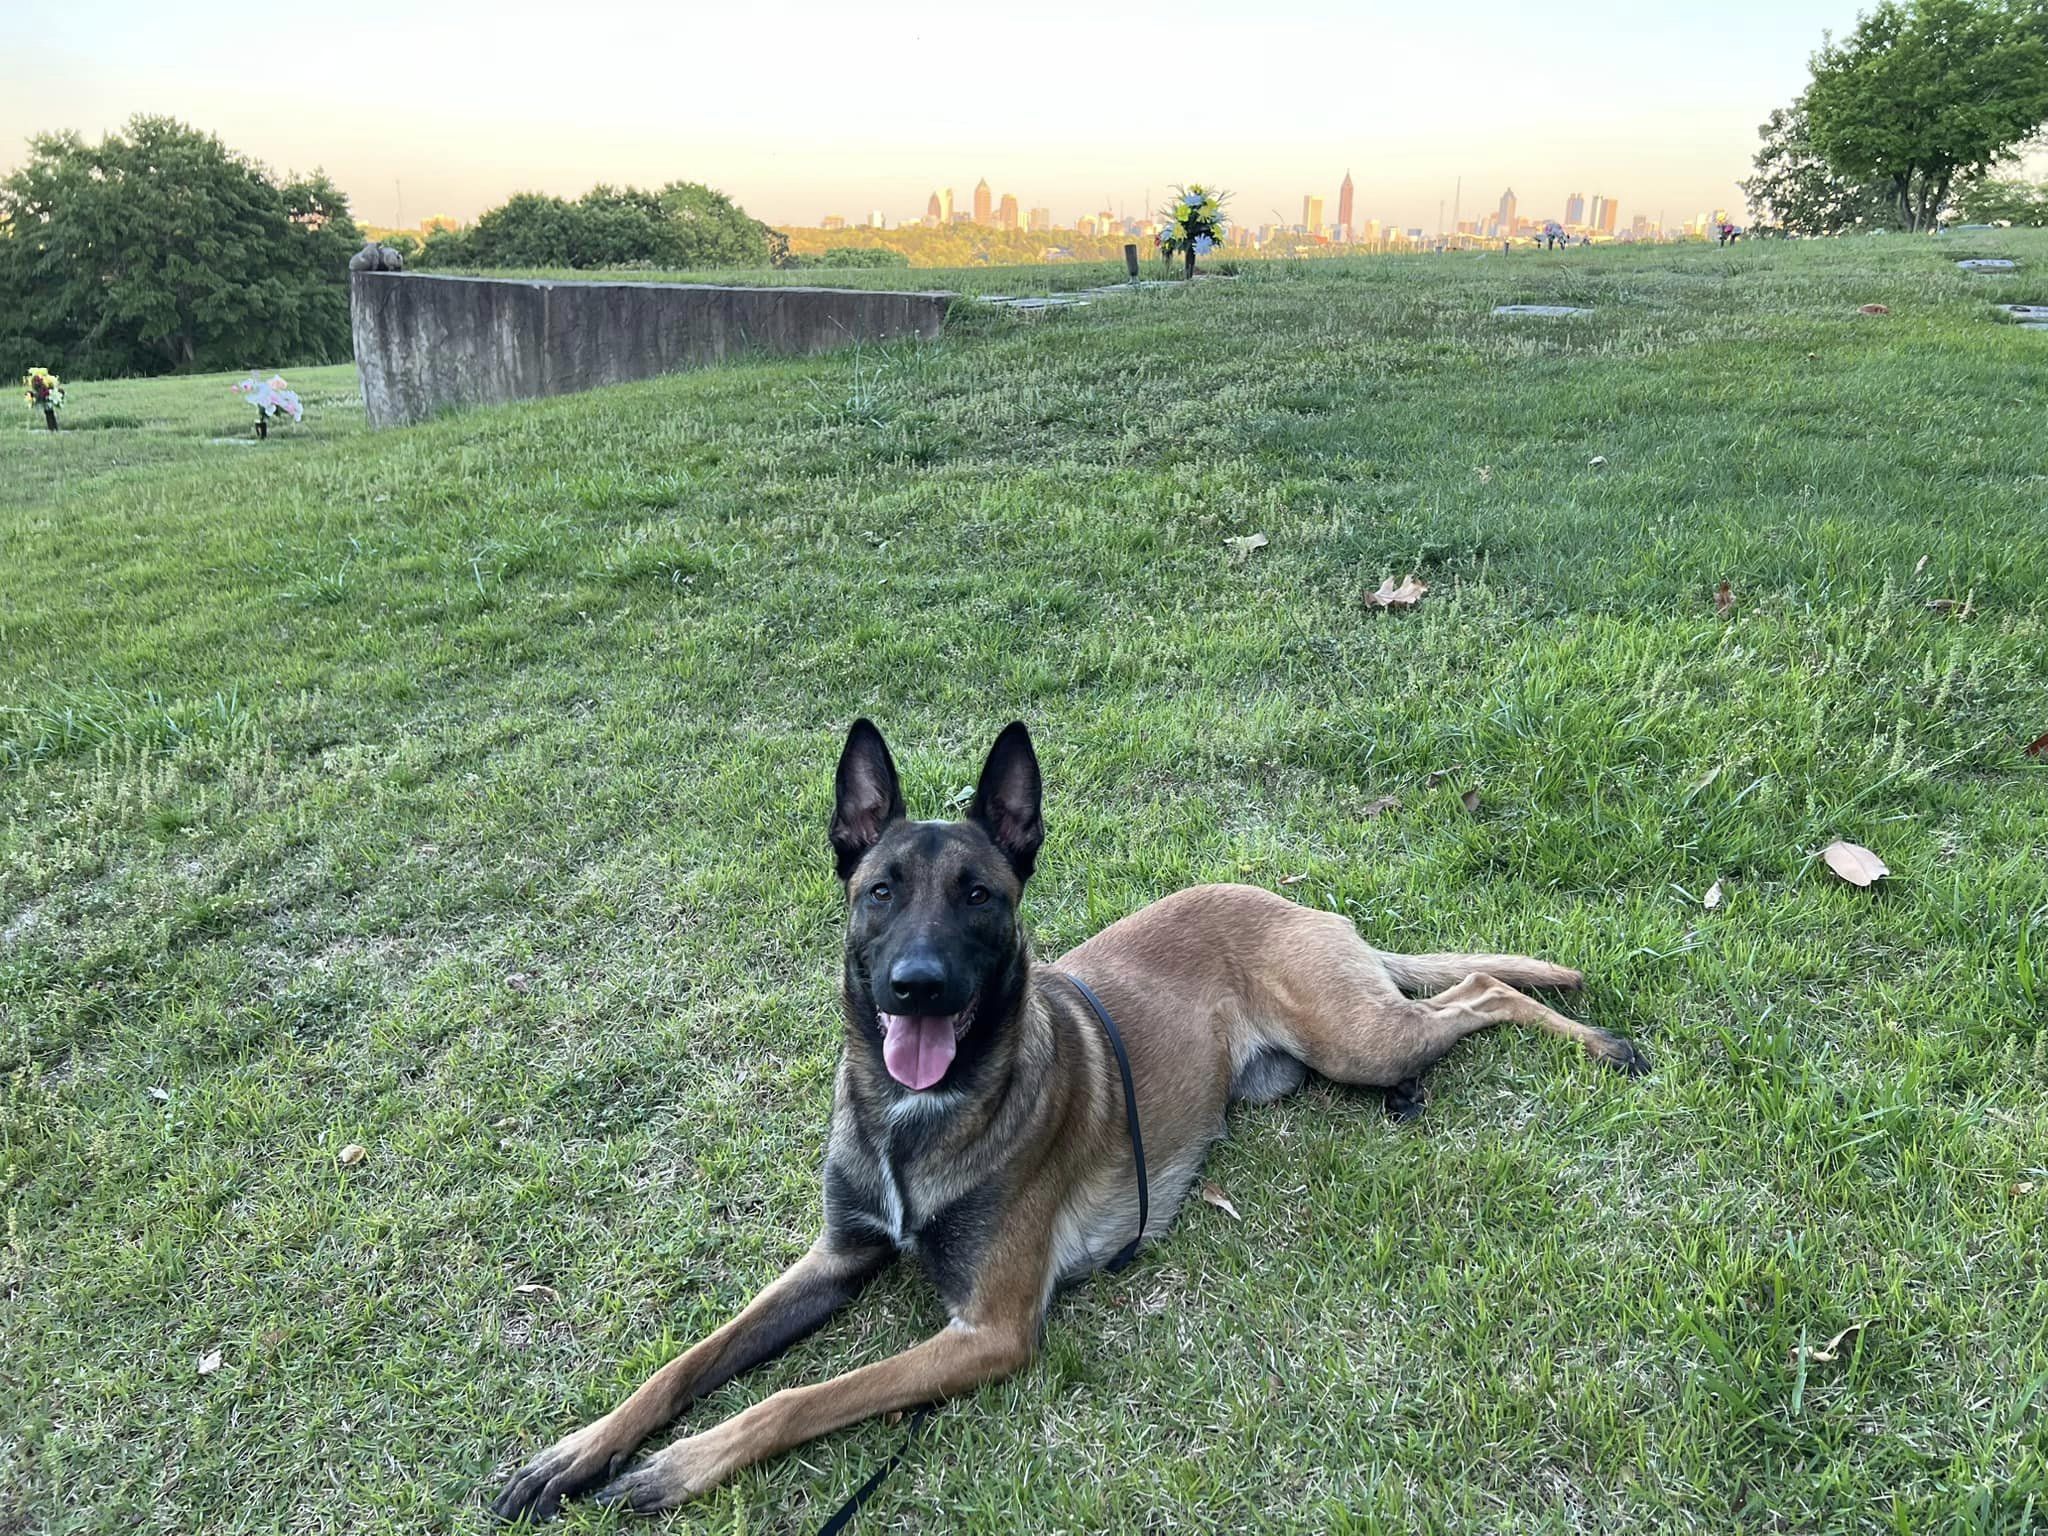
xmin=812 ymin=971 xmax=1149 ymax=1531
xmin=814 ymin=1407 xmax=930 ymax=1536
xmin=1055 ymin=970 xmax=1150 ymax=1271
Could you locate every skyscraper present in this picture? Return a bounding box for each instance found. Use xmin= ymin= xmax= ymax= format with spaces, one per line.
xmin=973 ymin=179 xmax=992 ymax=225
xmin=1498 ymin=187 xmax=1517 ymax=230
xmin=1590 ymin=194 xmax=1606 ymax=232
xmin=997 ymin=192 xmax=1019 ymax=230
xmin=925 ymin=191 xmax=941 ymax=228
xmin=1027 ymin=207 xmax=1051 ymax=231
xmin=1337 ymin=170 xmax=1355 ymax=242
xmin=1600 ymin=197 xmax=1620 ymax=235
xmin=1565 ymin=191 xmax=1586 ymax=227
xmin=940 ymin=187 xmax=954 ymax=223
xmin=1303 ymin=193 xmax=1325 ymax=233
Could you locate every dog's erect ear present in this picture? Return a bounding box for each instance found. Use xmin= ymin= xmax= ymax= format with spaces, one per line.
xmin=968 ymin=721 xmax=1044 ymax=883
xmin=831 ymin=719 xmax=906 ymax=880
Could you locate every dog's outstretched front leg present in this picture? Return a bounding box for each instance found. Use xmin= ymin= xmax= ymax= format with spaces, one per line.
xmin=491 ymin=1236 xmax=891 ymax=1524
xmin=590 ymin=1313 xmax=1039 ymax=1514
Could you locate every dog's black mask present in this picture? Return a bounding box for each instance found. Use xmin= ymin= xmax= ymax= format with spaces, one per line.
xmin=831 ymin=720 xmax=1042 ymax=1093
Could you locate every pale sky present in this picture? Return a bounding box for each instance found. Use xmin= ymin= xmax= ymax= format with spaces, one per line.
xmin=8 ymin=1 xmax=1865 ymax=231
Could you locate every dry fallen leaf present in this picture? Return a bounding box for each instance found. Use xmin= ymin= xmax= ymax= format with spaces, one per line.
xmin=1805 ymin=350 xmax=1820 ymax=361
xmin=505 ymin=972 xmax=534 ymax=994
xmin=1424 ymin=766 xmax=1464 ymax=790
xmin=1926 ymin=596 xmax=1975 ymax=618
xmin=1703 ymin=879 xmax=1724 ymax=911
xmin=1913 ymin=554 xmax=1930 ymax=577
xmin=1859 ymin=303 xmax=1890 ymax=315
xmin=1362 ymin=795 xmax=1402 ymax=819
xmin=1200 ymin=1181 xmax=1241 ymax=1220
xmin=197 ymin=1348 xmax=223 ymax=1377
xmin=1588 ymin=455 xmax=1608 ymax=468
xmin=1715 ymin=580 xmax=1734 ymax=617
xmin=1476 ymin=465 xmax=1493 ymax=484
xmin=1821 ymin=841 xmax=1889 ymax=888
xmin=1364 ymin=574 xmax=1429 ymax=610
xmin=2027 ymin=731 xmax=2048 ymax=761
xmin=336 ymin=1143 xmax=368 ymax=1167
xmin=2014 ymin=1180 xmax=2039 ymax=1196
xmin=1278 ymin=872 xmax=1307 ymax=887
xmin=1223 ymin=532 xmax=1269 ymax=560
xmin=513 ymin=1283 xmax=560 ymax=1303
xmin=1459 ymin=787 xmax=1482 ymax=815
xmin=147 ymin=1086 xmax=171 ymax=1103
xmin=1803 ymin=1318 xmax=1877 ymax=1364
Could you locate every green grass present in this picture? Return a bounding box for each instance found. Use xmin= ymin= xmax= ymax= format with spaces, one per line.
xmin=5 ymin=233 xmax=2048 ymax=1535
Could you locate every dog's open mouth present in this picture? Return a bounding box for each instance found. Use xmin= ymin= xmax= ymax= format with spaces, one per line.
xmin=876 ymin=1001 xmax=973 ymax=1091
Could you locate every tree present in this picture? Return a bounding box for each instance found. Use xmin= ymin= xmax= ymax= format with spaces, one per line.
xmin=1741 ymin=101 xmax=1901 ymax=234
xmin=432 ymin=181 xmax=776 ymax=271
xmin=1956 ymin=171 xmax=2048 ymax=222
xmin=1803 ymin=0 xmax=2048 ymax=231
xmin=0 ymin=116 xmax=360 ymax=378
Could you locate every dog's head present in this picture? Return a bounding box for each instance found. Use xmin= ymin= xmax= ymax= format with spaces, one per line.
xmin=830 ymin=719 xmax=1042 ymax=1093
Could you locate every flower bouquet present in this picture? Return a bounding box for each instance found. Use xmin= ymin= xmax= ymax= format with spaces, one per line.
xmin=24 ymin=367 xmax=64 ymax=432
xmin=1157 ymin=185 xmax=1227 ymax=279
xmin=233 ymin=373 xmax=305 ymax=439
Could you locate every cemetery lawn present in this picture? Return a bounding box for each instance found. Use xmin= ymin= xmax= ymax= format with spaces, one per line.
xmin=5 ymin=233 xmax=2048 ymax=1536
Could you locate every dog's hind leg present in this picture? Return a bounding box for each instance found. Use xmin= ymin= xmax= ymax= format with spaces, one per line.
xmin=1377 ymin=950 xmax=1583 ymax=995
xmin=1270 ymin=915 xmax=1643 ymax=1091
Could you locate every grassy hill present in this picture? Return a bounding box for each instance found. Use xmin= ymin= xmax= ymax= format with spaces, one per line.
xmin=4 ymin=234 xmax=2046 ymax=1534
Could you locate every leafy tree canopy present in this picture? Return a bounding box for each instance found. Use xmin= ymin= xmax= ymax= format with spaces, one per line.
xmin=416 ymin=182 xmax=775 ymax=271
xmin=0 ymin=115 xmax=360 ymax=379
xmin=1803 ymin=0 xmax=2048 ymax=231
xmin=1741 ymin=101 xmax=1908 ymax=234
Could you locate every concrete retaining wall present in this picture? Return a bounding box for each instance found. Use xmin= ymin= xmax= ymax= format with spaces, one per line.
xmin=350 ymin=271 xmax=954 ymax=428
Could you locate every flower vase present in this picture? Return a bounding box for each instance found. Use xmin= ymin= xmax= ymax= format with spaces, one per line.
xmin=256 ymin=414 xmax=268 ymax=440
xmin=43 ymin=407 xmax=57 ymax=432
xmin=1184 ymin=246 xmax=1196 ymax=280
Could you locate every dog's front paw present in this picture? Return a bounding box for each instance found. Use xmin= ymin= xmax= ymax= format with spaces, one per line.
xmin=490 ymin=1418 xmax=632 ymax=1525
xmin=593 ymin=1436 xmax=719 ymax=1515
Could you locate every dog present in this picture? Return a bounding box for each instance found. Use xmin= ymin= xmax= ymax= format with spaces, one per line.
xmin=491 ymin=719 xmax=1645 ymax=1521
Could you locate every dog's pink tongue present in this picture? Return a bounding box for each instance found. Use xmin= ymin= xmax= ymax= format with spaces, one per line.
xmin=879 ymin=1013 xmax=956 ymax=1090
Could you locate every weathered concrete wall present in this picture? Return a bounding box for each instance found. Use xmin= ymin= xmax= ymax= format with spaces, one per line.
xmin=351 ymin=272 xmax=954 ymax=428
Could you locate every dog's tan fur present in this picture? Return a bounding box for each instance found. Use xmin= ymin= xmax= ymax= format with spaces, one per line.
xmin=491 ymin=726 xmax=1641 ymax=1521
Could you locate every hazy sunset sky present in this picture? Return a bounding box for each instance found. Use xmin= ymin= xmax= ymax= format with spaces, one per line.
xmin=9 ymin=1 xmax=1867 ymax=231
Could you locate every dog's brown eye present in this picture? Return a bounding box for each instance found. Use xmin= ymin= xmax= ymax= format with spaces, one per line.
xmin=869 ymin=882 xmax=892 ymax=902
xmin=965 ymin=885 xmax=990 ymax=906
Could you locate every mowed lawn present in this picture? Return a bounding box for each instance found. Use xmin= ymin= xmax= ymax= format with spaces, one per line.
xmin=3 ymin=235 xmax=2046 ymax=1536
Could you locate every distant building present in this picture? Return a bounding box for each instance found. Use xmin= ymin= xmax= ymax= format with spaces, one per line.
xmin=973 ymin=179 xmax=992 ymax=225
xmin=1565 ymin=192 xmax=1585 ymax=227
xmin=1337 ymin=170 xmax=1354 ymax=242
xmin=821 ymin=215 xmax=845 ymax=230
xmin=1498 ymin=187 xmax=1517 ymax=231
xmin=1590 ymin=194 xmax=1607 ymax=233
xmin=420 ymin=214 xmax=460 ymax=234
xmin=1631 ymin=213 xmax=1650 ymax=240
xmin=869 ymin=209 xmax=885 ymax=228
xmin=1027 ymin=206 xmax=1052 ymax=231
xmin=997 ymin=192 xmax=1019 ymax=230
xmin=940 ymin=188 xmax=954 ymax=223
xmin=1303 ymin=193 xmax=1325 ymax=233
xmin=1363 ymin=217 xmax=1382 ymax=246
xmin=1601 ymin=197 xmax=1620 ymax=235
xmin=925 ymin=191 xmax=942 ymax=228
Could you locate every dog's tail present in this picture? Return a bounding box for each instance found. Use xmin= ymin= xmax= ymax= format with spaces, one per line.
xmin=1377 ymin=950 xmax=1584 ymax=994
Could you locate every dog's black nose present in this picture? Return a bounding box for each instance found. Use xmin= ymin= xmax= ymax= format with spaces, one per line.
xmin=886 ymin=955 xmax=948 ymax=1012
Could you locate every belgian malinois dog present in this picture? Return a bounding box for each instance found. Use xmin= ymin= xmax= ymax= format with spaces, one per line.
xmin=492 ymin=720 xmax=1645 ymax=1521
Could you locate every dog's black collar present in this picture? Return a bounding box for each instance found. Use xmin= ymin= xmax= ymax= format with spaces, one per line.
xmin=1052 ymin=970 xmax=1149 ymax=1272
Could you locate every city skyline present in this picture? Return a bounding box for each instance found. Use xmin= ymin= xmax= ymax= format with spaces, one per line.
xmin=7 ymin=0 xmax=1878 ymax=235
